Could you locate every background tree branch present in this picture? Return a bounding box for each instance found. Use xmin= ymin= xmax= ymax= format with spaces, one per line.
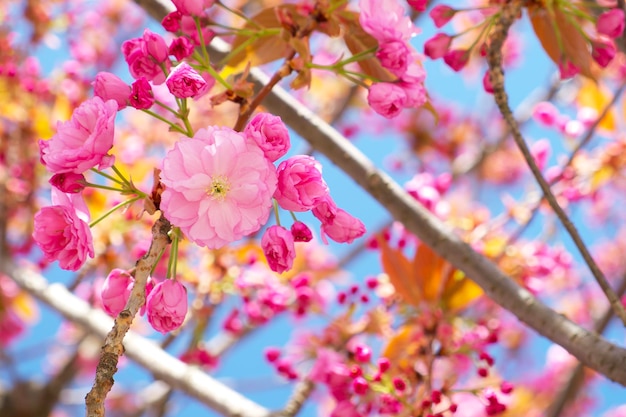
xmin=5 ymin=263 xmax=271 ymax=417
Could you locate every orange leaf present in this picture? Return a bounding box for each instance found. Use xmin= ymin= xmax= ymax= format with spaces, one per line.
xmin=377 ymin=235 xmax=422 ymax=306
xmin=441 ymin=270 xmax=483 ymax=311
xmin=412 ymin=243 xmax=447 ymax=302
xmin=529 ymin=6 xmax=596 ymax=80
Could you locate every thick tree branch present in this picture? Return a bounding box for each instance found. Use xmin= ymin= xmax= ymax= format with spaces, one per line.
xmin=132 ymin=0 xmax=626 ymax=385
xmin=6 ymin=264 xmax=270 ymax=417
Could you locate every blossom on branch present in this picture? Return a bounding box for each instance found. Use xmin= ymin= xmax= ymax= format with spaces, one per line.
xmin=39 ymin=96 xmax=117 ymax=175
xmin=261 ymin=225 xmax=296 ymax=273
xmin=159 ymin=126 xmax=277 ymax=249
xmin=244 ymin=112 xmax=291 ymax=162
xmin=146 ymin=279 xmax=188 ymax=333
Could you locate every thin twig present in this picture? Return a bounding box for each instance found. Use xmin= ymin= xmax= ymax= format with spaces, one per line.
xmin=85 ymin=215 xmax=171 ymax=416
xmin=485 ymin=0 xmax=626 ymax=326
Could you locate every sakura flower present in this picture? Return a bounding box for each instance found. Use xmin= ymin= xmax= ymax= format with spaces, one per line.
xmin=430 ymin=5 xmax=456 ymax=28
xmin=274 ymin=155 xmax=329 ymax=211
xmin=32 ymin=189 xmax=94 ymax=271
xmin=172 ymin=0 xmax=214 ymax=16
xmin=244 ymin=113 xmax=291 ymax=162
xmin=49 ymin=173 xmax=86 ymax=194
xmin=367 ymin=82 xmax=407 ymax=119
xmin=312 ymin=196 xmax=366 ymax=244
xmin=261 ymin=226 xmax=296 ymax=273
xmin=443 ymin=49 xmax=469 ymax=71
xmin=146 ymin=279 xmax=188 ymax=333
xmin=291 ymin=221 xmax=313 ymax=242
xmin=592 ymin=36 xmax=617 ymax=68
xmin=39 ymin=96 xmax=116 ymax=174
xmin=129 ymin=77 xmax=155 ymax=109
xmin=166 ymin=62 xmax=208 ymax=99
xmin=359 ymin=0 xmax=413 ymax=42
xmin=141 ymin=29 xmax=169 ymax=63
xmin=376 ymin=39 xmax=410 ymax=77
xmin=160 ymin=126 xmax=277 ymax=249
xmin=169 ymin=36 xmax=195 ymax=61
xmin=92 ymin=71 xmax=130 ymax=109
xmin=101 ymin=269 xmax=133 ymax=317
xmin=424 ymin=33 xmax=452 ymax=59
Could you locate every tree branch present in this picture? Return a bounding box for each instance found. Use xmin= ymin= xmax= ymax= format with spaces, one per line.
xmin=6 ymin=264 xmax=271 ymax=417
xmin=486 ymin=2 xmax=626 ymax=325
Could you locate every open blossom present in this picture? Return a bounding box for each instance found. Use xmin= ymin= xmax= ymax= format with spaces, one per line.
xmin=368 ymin=83 xmax=407 ymax=119
xmin=244 ymin=113 xmax=291 ymax=162
xmin=101 ymin=269 xmax=133 ymax=317
xmin=39 ymin=96 xmax=116 ymax=174
xmin=166 ymin=62 xmax=207 ymax=99
xmin=169 ymin=36 xmax=195 ymax=61
xmin=32 ymin=189 xmax=94 ymax=271
xmin=146 ymin=279 xmax=188 ymax=333
xmin=160 ymin=126 xmax=277 ymax=249
xmin=262 ymin=226 xmax=296 ymax=273
xmin=359 ymin=0 xmax=413 ymax=41
xmin=274 ymin=155 xmax=329 ymax=211
xmin=312 ymin=196 xmax=366 ymax=244
xmin=92 ymin=71 xmax=130 ymax=109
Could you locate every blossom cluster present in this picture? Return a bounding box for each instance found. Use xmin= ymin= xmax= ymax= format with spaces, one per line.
xmin=360 ymin=0 xmax=427 ymax=119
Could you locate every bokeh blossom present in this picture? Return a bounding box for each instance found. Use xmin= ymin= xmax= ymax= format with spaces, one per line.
xmin=160 ymin=126 xmax=277 ymax=249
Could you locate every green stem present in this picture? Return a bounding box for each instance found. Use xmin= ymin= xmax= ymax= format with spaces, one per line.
xmin=273 ymin=199 xmax=281 ymax=227
xmin=154 ymin=99 xmax=181 ymax=116
xmin=289 ymin=211 xmax=298 ymax=222
xmin=82 ymin=182 xmax=126 ymax=193
xmin=179 ymin=99 xmax=194 ymax=137
xmin=89 ymin=196 xmax=142 ymax=228
xmin=141 ymin=108 xmax=187 ymax=135
xmin=90 ymin=168 xmax=124 ymax=185
xmin=167 ymin=227 xmax=180 ymax=279
xmin=111 ymin=164 xmax=132 ymax=188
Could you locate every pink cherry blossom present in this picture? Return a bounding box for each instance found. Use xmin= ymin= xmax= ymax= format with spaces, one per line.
xmin=424 ymin=33 xmax=452 ymax=59
xmin=597 ymin=8 xmax=625 ymax=38
xmin=172 ymin=0 xmax=214 ymax=16
xmin=376 ymin=39 xmax=410 ymax=77
xmin=160 ymin=126 xmax=277 ymax=249
xmin=312 ymin=196 xmax=366 ymax=244
xmin=592 ymin=36 xmax=617 ymax=68
xmin=162 ymin=11 xmax=182 ymax=32
xmin=407 ymin=0 xmax=428 ymax=11
xmin=532 ymin=101 xmax=559 ymax=126
xmin=166 ymin=62 xmax=207 ymax=99
xmin=123 ymin=40 xmax=166 ymax=84
xmin=146 ymin=279 xmax=188 ymax=333
xmin=291 ymin=221 xmax=313 ymax=242
xmin=359 ymin=0 xmax=414 ymax=42
xmin=32 ymin=189 xmax=94 ymax=271
xmin=129 ymin=77 xmax=155 ymax=109
xmin=39 ymin=96 xmax=117 ymax=174
xmin=142 ymin=29 xmax=169 ymax=63
xmin=169 ymin=36 xmax=195 ymax=61
xmin=49 ymin=173 xmax=86 ymax=193
xmin=261 ymin=226 xmax=296 ymax=273
xmin=244 ymin=113 xmax=291 ymax=162
xmin=443 ymin=49 xmax=469 ymax=71
xmin=430 ymin=4 xmax=456 ymax=28
xmin=101 ymin=269 xmax=133 ymax=317
xmin=274 ymin=155 xmax=329 ymax=211
xmin=367 ymin=82 xmax=407 ymax=119
xmin=92 ymin=71 xmax=130 ymax=110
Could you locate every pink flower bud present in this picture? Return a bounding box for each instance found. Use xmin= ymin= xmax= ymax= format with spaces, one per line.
xmin=291 ymin=221 xmax=313 ymax=242
xmin=376 ymin=39 xmax=410 ymax=77
xmin=429 ymin=4 xmax=456 ymax=28
xmin=129 ymin=77 xmax=155 ymax=109
xmin=244 ymin=113 xmax=291 ymax=162
xmin=559 ymin=60 xmax=579 ymax=79
xmin=162 ymin=11 xmax=182 ymax=32
xmin=101 ymin=269 xmax=133 ymax=317
xmin=142 ymin=29 xmax=169 ymax=63
xmin=424 ymin=33 xmax=452 ymax=59
xmin=169 ymin=36 xmax=195 ymax=61
xmin=597 ymin=8 xmax=625 ymax=39
xmin=313 ymin=197 xmax=366 ymax=244
xmin=352 ymin=376 xmax=369 ymax=395
xmin=443 ymin=49 xmax=469 ymax=71
xmin=49 ymin=173 xmax=86 ymax=193
xmin=274 ymin=156 xmax=329 ymax=211
xmin=166 ymin=62 xmax=207 ymax=98
xmin=592 ymin=36 xmax=617 ymax=68
xmin=483 ymin=70 xmax=494 ymax=94
xmin=146 ymin=279 xmax=188 ymax=333
xmin=261 ymin=225 xmax=296 ymax=273
xmin=367 ymin=82 xmax=407 ymax=119
xmin=92 ymin=71 xmax=130 ymax=110
xmin=407 ymin=0 xmax=427 ymax=11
